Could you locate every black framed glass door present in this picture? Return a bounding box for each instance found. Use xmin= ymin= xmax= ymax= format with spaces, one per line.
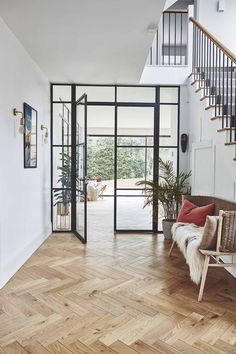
xmin=74 ymin=94 xmax=88 ymax=243
xmin=114 ymin=105 xmax=156 ymax=232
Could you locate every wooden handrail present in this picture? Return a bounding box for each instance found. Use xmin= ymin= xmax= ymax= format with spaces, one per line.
xmin=189 ymin=17 xmax=236 ymax=64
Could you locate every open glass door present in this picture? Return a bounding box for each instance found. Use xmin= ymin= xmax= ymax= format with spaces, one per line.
xmin=75 ymin=94 xmax=87 ymax=243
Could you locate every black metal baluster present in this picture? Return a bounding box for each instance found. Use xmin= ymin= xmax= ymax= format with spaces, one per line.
xmin=180 ymin=13 xmax=183 ymax=65
xmin=206 ymin=36 xmax=209 ymax=97
xmin=235 ymin=68 xmax=236 ymax=142
xmin=209 ymin=40 xmax=211 ymax=105
xmin=174 ymin=12 xmax=177 ymax=65
xmin=201 ymin=31 xmax=204 ymax=88
xmin=212 ymin=44 xmax=215 ymax=104
xmin=168 ymin=12 xmax=171 ymax=65
xmin=222 ymin=53 xmax=225 ymax=128
xmin=193 ymin=24 xmax=196 ymax=78
xmin=230 ymin=61 xmax=233 ymax=142
xmin=162 ymin=13 xmax=165 ymax=65
xmin=215 ymin=46 xmax=218 ymax=116
xmin=195 ymin=25 xmax=197 ymax=77
xmin=226 ymin=57 xmax=229 ymax=127
xmin=218 ymin=50 xmax=221 ymax=116
xmin=197 ymin=27 xmax=201 ymax=81
xmin=156 ymin=28 xmax=158 ymax=65
xmin=204 ymin=34 xmax=206 ymax=96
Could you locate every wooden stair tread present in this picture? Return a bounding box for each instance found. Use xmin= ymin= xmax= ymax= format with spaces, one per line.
xmin=225 ymin=141 xmax=236 ymax=145
xmin=205 ymin=104 xmax=223 ymax=110
xmin=211 ymin=115 xmax=232 ymax=120
xmin=191 ymin=79 xmax=204 ymax=86
xmin=217 ymin=127 xmax=236 ymax=132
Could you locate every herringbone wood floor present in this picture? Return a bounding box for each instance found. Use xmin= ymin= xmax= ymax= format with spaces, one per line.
xmin=0 ymin=230 xmax=236 ymax=353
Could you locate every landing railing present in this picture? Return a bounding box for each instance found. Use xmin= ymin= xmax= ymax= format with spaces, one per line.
xmin=190 ymin=17 xmax=236 ymax=143
xmin=147 ymin=10 xmax=188 ymax=66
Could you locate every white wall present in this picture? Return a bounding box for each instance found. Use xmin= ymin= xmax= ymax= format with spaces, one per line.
xmin=179 ymin=85 xmax=190 ymax=174
xmin=0 ymin=17 xmax=51 ymax=288
xmin=188 ymin=81 xmax=236 ymax=277
xmin=196 ymin=0 xmax=236 ymax=54
xmin=188 ymin=83 xmax=236 ymax=200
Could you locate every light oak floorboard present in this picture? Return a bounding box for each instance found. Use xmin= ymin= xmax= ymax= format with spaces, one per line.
xmin=0 ymin=232 xmax=235 ymax=353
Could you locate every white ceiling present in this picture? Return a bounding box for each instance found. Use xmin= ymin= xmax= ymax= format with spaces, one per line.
xmin=0 ymin=0 xmax=166 ymax=84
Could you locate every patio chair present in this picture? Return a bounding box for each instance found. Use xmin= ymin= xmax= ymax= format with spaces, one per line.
xmin=198 ymin=210 xmax=236 ymax=302
xmin=98 ymin=185 xmax=107 ymax=200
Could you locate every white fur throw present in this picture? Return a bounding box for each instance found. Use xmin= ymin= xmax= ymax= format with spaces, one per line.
xmin=172 ymin=222 xmax=204 ymax=285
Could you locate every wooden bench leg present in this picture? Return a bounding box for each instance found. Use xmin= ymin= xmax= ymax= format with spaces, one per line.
xmin=198 ymin=255 xmax=210 ymax=302
xmin=168 ymin=240 xmax=176 ymax=257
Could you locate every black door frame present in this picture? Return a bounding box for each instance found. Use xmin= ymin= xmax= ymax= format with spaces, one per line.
xmin=71 ymin=92 xmax=88 ymax=243
xmin=51 ymin=84 xmax=180 ymax=235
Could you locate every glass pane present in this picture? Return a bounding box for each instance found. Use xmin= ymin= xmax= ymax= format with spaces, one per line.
xmin=87 ymin=106 xmax=114 ymax=135
xmin=77 ymin=145 xmax=84 ymax=186
xmin=53 ymin=147 xmax=71 ymax=189
xmin=53 ymin=190 xmax=71 ymax=231
xmin=158 ymin=201 xmax=164 ymax=232
xmin=159 ymin=105 xmax=178 ymax=146
xmin=117 ymin=86 xmax=155 ymax=103
xmin=87 ymin=137 xmax=114 ymax=195
xmin=117 ymin=107 xmax=154 ymax=136
xmin=117 ymin=136 xmax=153 ymax=146
xmin=76 ymin=191 xmax=85 ymax=235
xmin=160 ymin=87 xmax=178 ymax=103
xmin=117 ymin=147 xmax=153 ymax=189
xmin=77 ymin=103 xmax=85 ymax=144
xmin=159 ymin=148 xmax=178 ymax=175
xmin=117 ymin=197 xmax=152 ymax=230
xmin=53 ymin=85 xmax=71 ymax=101
xmin=116 ymin=189 xmax=150 ymax=196
xmin=158 ymin=148 xmax=178 ymax=232
xmin=53 ymin=103 xmax=71 ymax=146
xmin=76 ymin=86 xmax=115 ymax=102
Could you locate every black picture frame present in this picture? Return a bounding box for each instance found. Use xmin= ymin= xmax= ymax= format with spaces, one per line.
xmin=23 ymin=103 xmax=38 ymax=168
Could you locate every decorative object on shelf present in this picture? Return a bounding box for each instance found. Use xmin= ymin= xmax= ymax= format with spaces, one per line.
xmin=41 ymin=124 xmax=49 ymax=139
xmin=181 ymin=133 xmax=188 ymax=153
xmin=137 ymin=158 xmax=191 ymax=240
xmin=23 ymin=103 xmax=37 ymax=168
xmin=13 ymin=108 xmax=25 ymax=133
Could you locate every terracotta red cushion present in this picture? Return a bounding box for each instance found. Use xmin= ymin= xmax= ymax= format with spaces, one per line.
xmin=177 ymin=199 xmax=215 ymax=227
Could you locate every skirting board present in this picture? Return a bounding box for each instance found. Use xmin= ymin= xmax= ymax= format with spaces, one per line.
xmin=0 ymin=225 xmax=51 ymax=288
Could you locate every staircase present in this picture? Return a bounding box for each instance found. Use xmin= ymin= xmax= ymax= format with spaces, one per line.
xmin=190 ymin=17 xmax=236 ymax=160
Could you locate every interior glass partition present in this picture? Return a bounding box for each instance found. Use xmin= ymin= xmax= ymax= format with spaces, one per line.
xmin=115 ymin=103 xmax=155 ymax=231
xmin=51 ymin=84 xmax=180 ymax=235
xmin=74 ymin=94 xmax=87 ymax=243
xmin=52 ymin=88 xmax=72 ymax=231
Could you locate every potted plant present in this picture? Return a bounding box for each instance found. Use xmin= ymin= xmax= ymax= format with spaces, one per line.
xmin=137 ymin=158 xmax=191 ymax=239
xmin=54 ymin=151 xmax=71 ymax=217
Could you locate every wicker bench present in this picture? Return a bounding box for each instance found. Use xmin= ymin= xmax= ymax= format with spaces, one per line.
xmin=169 ymin=195 xmax=236 ymax=301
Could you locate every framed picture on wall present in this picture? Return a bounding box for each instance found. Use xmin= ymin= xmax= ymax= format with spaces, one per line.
xmin=23 ymin=103 xmax=37 ymax=168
